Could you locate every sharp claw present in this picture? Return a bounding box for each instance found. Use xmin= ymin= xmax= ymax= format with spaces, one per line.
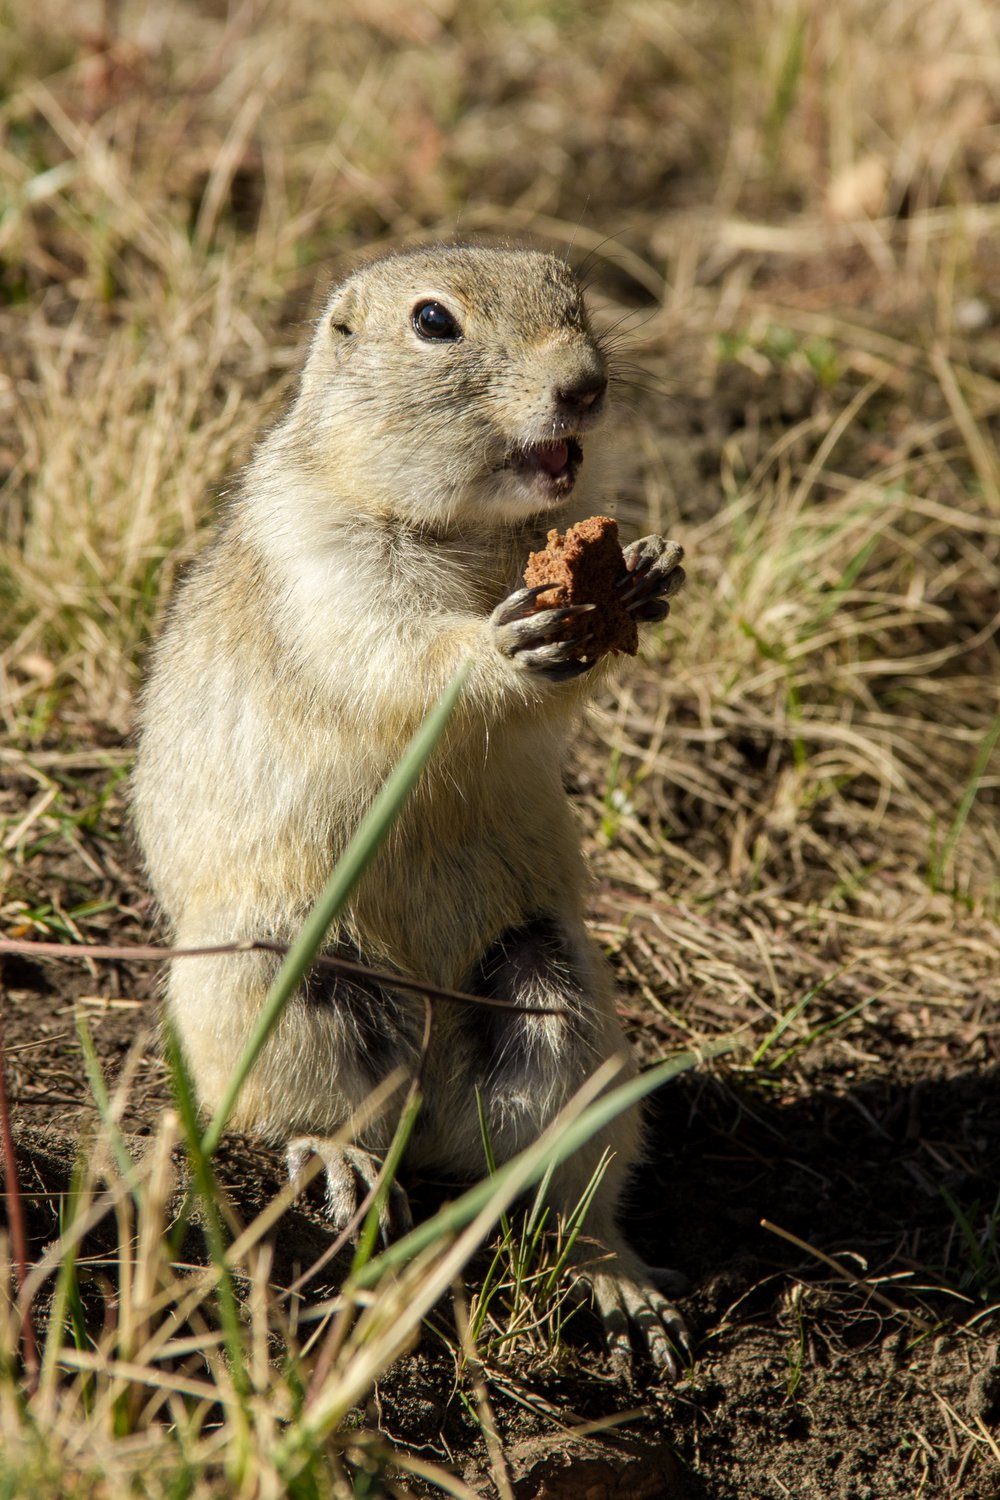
xmin=620 ymin=569 xmax=685 ymax=608
xmin=599 ymin=1298 xmax=634 ymax=1378
xmin=538 ymin=656 xmax=596 ymax=682
xmin=499 ymin=604 xmax=595 ymax=650
xmin=495 ymin=588 xmax=599 ymax=627
xmin=618 ymin=564 xmax=650 ymax=589
xmin=498 ymin=610 xmax=596 ymax=670
xmin=620 ymin=574 xmax=652 ymax=603
xmin=543 ymin=604 xmax=596 ymax=633
xmin=530 ymin=637 xmax=590 ymax=665
xmin=631 ymin=600 xmax=671 ymax=623
xmin=529 ymin=603 xmax=597 ymax=631
xmin=493 ymin=584 xmax=560 ymax=625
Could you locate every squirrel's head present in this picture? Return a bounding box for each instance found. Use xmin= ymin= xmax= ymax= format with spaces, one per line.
xmin=290 ymin=243 xmax=610 ymax=528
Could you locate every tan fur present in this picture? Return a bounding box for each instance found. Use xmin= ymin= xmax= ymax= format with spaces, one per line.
xmin=133 ymin=244 xmax=688 ymax=1372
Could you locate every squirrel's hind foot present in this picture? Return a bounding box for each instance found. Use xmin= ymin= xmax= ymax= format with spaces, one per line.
xmin=570 ymin=1239 xmax=691 ymax=1383
xmin=287 ymin=1136 xmax=413 ymax=1245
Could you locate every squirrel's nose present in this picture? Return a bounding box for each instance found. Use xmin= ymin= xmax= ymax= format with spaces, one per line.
xmin=555 ymin=367 xmax=608 ymax=415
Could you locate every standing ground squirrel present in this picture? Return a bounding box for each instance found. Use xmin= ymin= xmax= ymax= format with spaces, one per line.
xmin=132 ymin=243 xmax=688 ymax=1375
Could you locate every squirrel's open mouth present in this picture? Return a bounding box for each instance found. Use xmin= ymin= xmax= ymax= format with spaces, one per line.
xmin=505 ymin=438 xmax=583 ymax=495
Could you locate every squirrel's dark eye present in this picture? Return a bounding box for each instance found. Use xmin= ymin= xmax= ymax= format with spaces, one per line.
xmin=413 ymin=301 xmax=461 ymax=341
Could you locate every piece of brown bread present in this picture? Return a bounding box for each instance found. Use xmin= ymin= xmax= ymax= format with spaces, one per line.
xmin=523 ymin=514 xmax=638 ymax=658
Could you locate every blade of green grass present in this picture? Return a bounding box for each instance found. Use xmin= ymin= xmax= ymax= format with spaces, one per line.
xmin=165 ymin=1022 xmax=252 ymax=1415
xmin=350 ymin=1089 xmax=423 ymax=1276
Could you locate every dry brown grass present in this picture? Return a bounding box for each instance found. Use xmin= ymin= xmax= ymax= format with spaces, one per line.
xmin=1 ymin=0 xmax=999 ymax=1495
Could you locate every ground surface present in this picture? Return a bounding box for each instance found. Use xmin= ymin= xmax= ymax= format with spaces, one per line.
xmin=3 ymin=672 xmax=998 ymax=1500
xmin=2 ymin=2 xmax=1000 ymax=1496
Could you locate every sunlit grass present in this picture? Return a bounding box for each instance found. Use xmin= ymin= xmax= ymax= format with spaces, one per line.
xmin=2 ymin=0 xmax=999 ymax=1494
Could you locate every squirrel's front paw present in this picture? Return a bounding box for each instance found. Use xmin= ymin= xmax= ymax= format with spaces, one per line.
xmin=620 ymin=537 xmax=685 ymax=623
xmin=491 ymin=584 xmax=596 ymax=682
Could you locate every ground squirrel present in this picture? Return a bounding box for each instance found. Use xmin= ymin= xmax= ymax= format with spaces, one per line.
xmin=132 ymin=243 xmax=688 ymax=1375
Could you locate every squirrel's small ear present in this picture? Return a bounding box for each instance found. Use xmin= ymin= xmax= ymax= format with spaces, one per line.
xmin=326 ymin=285 xmax=358 ymax=341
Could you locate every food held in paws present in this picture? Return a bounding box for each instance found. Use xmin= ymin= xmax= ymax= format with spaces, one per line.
xmin=523 ymin=514 xmax=639 ymax=658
